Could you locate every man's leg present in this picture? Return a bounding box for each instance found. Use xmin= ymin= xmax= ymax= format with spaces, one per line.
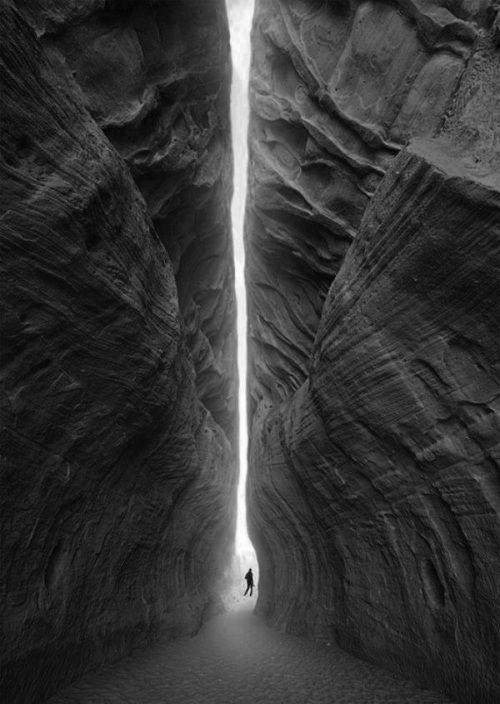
xmin=244 ymin=584 xmax=249 ymax=595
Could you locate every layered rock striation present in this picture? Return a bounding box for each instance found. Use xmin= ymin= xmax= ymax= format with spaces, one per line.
xmin=15 ymin=0 xmax=237 ymax=439
xmin=246 ymin=1 xmax=500 ymax=702
xmin=0 ymin=2 xmax=236 ymax=701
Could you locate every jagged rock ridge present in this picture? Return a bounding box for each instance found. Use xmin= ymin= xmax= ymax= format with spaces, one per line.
xmin=0 ymin=2 xmax=237 ymax=701
xmin=246 ymin=1 xmax=500 ymax=702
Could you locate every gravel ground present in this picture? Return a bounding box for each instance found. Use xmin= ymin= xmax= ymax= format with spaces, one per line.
xmin=48 ymin=591 xmax=454 ymax=704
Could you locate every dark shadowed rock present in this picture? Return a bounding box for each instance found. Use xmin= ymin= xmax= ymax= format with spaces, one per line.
xmin=0 ymin=2 xmax=236 ymax=701
xmin=246 ymin=1 xmax=500 ymax=702
xmin=15 ymin=0 xmax=237 ymax=441
xmin=246 ymin=0 xmax=488 ymax=411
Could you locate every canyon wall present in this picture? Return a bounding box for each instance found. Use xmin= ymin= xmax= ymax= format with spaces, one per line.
xmin=246 ymin=1 xmax=500 ymax=702
xmin=0 ymin=1 xmax=236 ymax=701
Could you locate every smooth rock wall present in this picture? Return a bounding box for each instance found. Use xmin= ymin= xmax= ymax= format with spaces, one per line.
xmin=0 ymin=2 xmax=236 ymax=701
xmin=246 ymin=1 xmax=500 ymax=702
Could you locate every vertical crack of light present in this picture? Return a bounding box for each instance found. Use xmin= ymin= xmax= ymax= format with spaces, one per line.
xmin=226 ymin=0 xmax=256 ymax=562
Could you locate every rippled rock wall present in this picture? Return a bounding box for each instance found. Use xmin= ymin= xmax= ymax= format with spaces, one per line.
xmin=246 ymin=1 xmax=500 ymax=702
xmin=0 ymin=2 xmax=236 ymax=701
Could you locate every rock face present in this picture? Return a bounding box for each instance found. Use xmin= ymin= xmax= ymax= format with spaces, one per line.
xmin=246 ymin=2 xmax=500 ymax=702
xmin=0 ymin=2 xmax=236 ymax=702
xmin=15 ymin=0 xmax=237 ymax=439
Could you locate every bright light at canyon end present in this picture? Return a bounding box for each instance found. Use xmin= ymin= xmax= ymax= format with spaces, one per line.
xmin=226 ymin=0 xmax=256 ymax=560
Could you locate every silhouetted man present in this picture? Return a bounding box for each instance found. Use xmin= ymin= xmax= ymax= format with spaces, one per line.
xmin=244 ymin=568 xmax=254 ymax=596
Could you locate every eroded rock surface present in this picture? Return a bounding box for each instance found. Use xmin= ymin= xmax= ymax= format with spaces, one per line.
xmin=246 ymin=1 xmax=500 ymax=702
xmin=16 ymin=0 xmax=237 ymax=439
xmin=0 ymin=2 xmax=236 ymax=702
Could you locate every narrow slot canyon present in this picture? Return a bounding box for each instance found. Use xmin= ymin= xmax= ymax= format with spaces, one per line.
xmin=1 ymin=2 xmax=499 ymax=704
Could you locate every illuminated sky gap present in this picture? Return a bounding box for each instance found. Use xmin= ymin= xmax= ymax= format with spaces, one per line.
xmin=226 ymin=0 xmax=255 ymax=555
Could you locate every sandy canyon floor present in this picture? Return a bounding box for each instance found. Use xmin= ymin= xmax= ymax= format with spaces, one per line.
xmin=47 ymin=586 xmax=455 ymax=704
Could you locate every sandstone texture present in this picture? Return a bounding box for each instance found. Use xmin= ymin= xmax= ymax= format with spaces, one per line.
xmin=17 ymin=0 xmax=237 ymax=440
xmin=0 ymin=2 xmax=236 ymax=702
xmin=246 ymin=2 xmax=500 ymax=702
